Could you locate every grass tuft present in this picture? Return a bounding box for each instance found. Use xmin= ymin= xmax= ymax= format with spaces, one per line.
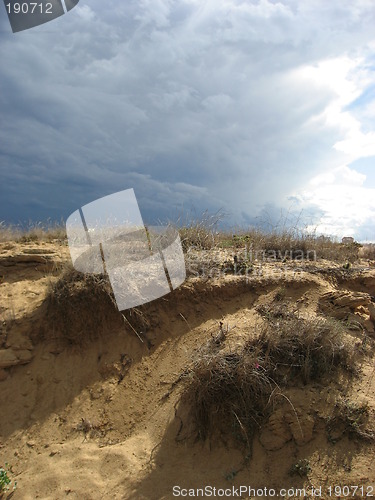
xmin=43 ymin=266 xmax=151 ymax=347
xmin=326 ymin=398 xmax=374 ymax=442
xmin=44 ymin=266 xmax=121 ymax=346
xmin=178 ymin=210 xmax=224 ymax=252
xmin=179 ymin=306 xmax=355 ymax=452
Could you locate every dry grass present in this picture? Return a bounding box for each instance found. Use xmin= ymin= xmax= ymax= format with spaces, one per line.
xmin=0 ymin=221 xmax=66 ymax=243
xmin=179 ymin=305 xmax=356 ymax=452
xmin=0 ymin=222 xmax=17 ymax=242
xmin=178 ymin=210 xmax=223 ymax=251
xmin=359 ymin=243 xmax=375 ymax=260
xmin=217 ymin=230 xmax=362 ymax=262
xmin=326 ymin=398 xmax=374 ymax=442
xmin=177 ymin=213 xmax=362 ymax=263
xmin=44 ymin=266 xmax=122 ymax=346
xmin=180 ymin=349 xmax=272 ymax=447
xmin=254 ymin=305 xmax=355 ymax=383
xmin=0 ymin=216 xmax=366 ymax=264
xmin=43 ymin=266 xmax=151 ymax=347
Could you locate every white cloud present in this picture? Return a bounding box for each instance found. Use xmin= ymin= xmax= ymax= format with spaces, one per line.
xmin=309 ymin=165 xmax=366 ymax=187
xmin=75 ymin=5 xmax=96 ymax=22
xmin=298 ymin=165 xmax=375 ymax=240
xmin=334 ymin=130 xmax=375 ymax=160
xmin=291 ymin=56 xmax=375 ymax=163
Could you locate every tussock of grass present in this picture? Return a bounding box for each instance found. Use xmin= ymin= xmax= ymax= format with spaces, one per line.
xmin=180 ymin=307 xmax=355 ymax=450
xmin=181 ymin=350 xmax=272 ymax=445
xmin=44 ymin=267 xmax=121 ymax=346
xmin=44 ymin=267 xmax=151 ymax=347
xmin=253 ymin=308 xmax=354 ymax=384
xmin=178 ymin=211 xmax=223 ymax=252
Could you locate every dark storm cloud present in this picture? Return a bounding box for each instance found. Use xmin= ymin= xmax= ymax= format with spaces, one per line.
xmin=0 ymin=0 xmax=375 ymax=232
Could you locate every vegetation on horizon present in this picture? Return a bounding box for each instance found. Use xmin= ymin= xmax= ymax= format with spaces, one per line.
xmin=0 ymin=220 xmax=66 ymax=243
xmin=1 ymin=213 xmax=374 ymax=261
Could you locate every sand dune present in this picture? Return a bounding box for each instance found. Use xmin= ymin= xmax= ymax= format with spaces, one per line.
xmin=1 ymin=240 xmax=375 ymax=499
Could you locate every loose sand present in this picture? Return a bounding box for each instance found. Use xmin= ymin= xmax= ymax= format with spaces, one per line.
xmin=0 ymin=241 xmax=374 ymax=499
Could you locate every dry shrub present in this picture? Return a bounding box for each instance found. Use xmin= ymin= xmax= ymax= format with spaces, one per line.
xmin=180 ymin=307 xmax=354 ymax=450
xmin=359 ymin=243 xmax=375 ymax=260
xmin=310 ymin=238 xmax=360 ymax=262
xmin=45 ymin=267 xmax=122 ymax=346
xmin=178 ymin=210 xmax=223 ymax=252
xmin=0 ymin=220 xmax=66 ymax=243
xmin=248 ymin=230 xmax=317 ymax=260
xmin=19 ymin=224 xmax=66 ymax=242
xmin=0 ymin=221 xmax=19 ymax=242
xmin=218 ymin=229 xmax=362 ymax=262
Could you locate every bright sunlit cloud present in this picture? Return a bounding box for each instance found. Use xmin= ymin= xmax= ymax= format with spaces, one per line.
xmin=297 ymin=165 xmax=375 ymax=241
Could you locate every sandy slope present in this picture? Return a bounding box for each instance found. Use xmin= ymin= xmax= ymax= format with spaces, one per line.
xmin=0 ymin=241 xmax=375 ymax=499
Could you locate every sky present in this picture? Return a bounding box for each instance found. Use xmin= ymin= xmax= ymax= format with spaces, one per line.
xmin=0 ymin=0 xmax=375 ymax=241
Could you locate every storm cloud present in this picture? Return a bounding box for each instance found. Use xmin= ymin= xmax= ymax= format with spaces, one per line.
xmin=1 ymin=0 xmax=375 ymax=239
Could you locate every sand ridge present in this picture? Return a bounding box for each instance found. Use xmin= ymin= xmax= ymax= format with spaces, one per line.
xmin=1 ymin=240 xmax=375 ymax=499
